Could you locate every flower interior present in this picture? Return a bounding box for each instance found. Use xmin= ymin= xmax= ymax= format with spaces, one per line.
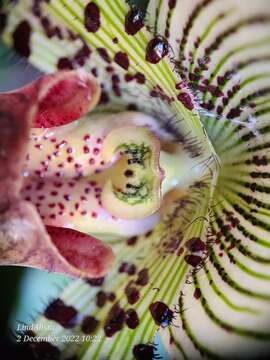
xmin=0 ymin=0 xmax=270 ymax=359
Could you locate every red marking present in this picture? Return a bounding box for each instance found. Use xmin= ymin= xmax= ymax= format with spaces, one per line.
xmin=46 ymin=226 xmax=114 ymax=277
xmin=84 ymin=134 xmax=91 ymax=141
xmin=114 ymin=51 xmax=129 ymax=70
xmin=63 ymin=194 xmax=71 ymax=201
xmin=11 ymin=70 xmax=100 ymax=128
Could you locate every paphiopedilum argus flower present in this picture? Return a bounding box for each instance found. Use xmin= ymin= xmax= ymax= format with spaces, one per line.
xmin=0 ymin=0 xmax=270 ymax=359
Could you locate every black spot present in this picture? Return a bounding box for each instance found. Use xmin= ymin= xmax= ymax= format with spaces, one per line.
xmin=0 ymin=13 xmax=7 ymax=34
xmin=168 ymin=0 xmax=177 ymax=9
xmin=133 ymin=343 xmax=158 ymax=359
xmin=86 ymin=277 xmax=105 ymax=286
xmin=124 ymin=169 xmax=134 ymax=177
xmin=185 ymin=237 xmax=206 ymax=252
xmin=126 ymin=308 xmax=139 ymax=329
xmin=104 ymin=303 xmax=126 ymax=337
xmin=97 ymin=47 xmax=111 ymax=63
xmin=81 ymin=315 xmax=99 ymax=334
xmin=96 ymin=290 xmax=107 ymax=308
xmin=13 ymin=20 xmax=31 ymax=58
xmin=136 ymin=268 xmax=149 ymax=286
xmin=193 ymin=288 xmax=201 ymax=299
xmin=57 ymin=57 xmax=74 ymax=70
xmin=125 ymin=284 xmax=140 ymax=305
xmin=24 ymin=332 xmax=60 ymax=360
xmin=114 ymin=51 xmax=129 ymax=70
xmin=44 ymin=298 xmax=77 ymax=328
xmin=84 ymin=2 xmax=100 ymax=33
xmin=184 ymin=254 xmax=203 ymax=267
xmin=126 ymin=236 xmax=138 ymax=246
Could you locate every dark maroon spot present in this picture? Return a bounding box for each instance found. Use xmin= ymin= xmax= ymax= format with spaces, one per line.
xmin=97 ymin=47 xmax=111 ymax=63
xmin=106 ymin=66 xmax=114 ymax=73
xmin=119 ymin=262 xmax=136 ymax=275
xmin=136 ymin=268 xmax=149 ymax=286
xmin=145 ymin=230 xmax=153 ymax=238
xmin=125 ymin=73 xmax=134 ymax=82
xmin=126 ymin=309 xmax=139 ymax=329
xmin=184 ymin=254 xmax=203 ymax=267
xmin=250 ymin=183 xmax=257 ymax=192
xmin=125 ymin=8 xmax=144 ymax=36
xmin=252 ymin=155 xmax=268 ymax=166
xmin=74 ymin=43 xmax=91 ymax=66
xmin=126 ymin=236 xmax=138 ymax=246
xmin=25 ymin=336 xmax=60 ymax=360
xmin=133 ymin=344 xmax=157 ymax=360
xmin=84 ymin=2 xmax=100 ymax=33
xmin=222 ymin=324 xmax=233 ymax=332
xmin=177 ymin=247 xmax=184 ymax=256
xmin=114 ymin=51 xmax=129 ymax=70
xmin=185 ymin=237 xmax=206 ymax=252
xmin=81 ymin=315 xmax=99 ymax=334
xmin=57 ymin=57 xmax=74 ymax=70
xmin=111 ymin=73 xmax=121 ymax=96
xmin=169 ymin=0 xmax=177 ymax=9
xmin=107 ymin=292 xmax=116 ymax=302
xmin=112 ymin=37 xmax=118 ymax=43
xmin=135 ymin=72 xmax=146 ymax=84
xmin=91 ymin=67 xmax=98 ymax=77
xmin=177 ymin=92 xmax=194 ymax=110
xmin=227 ymin=107 xmax=242 ymax=119
xmin=127 ymin=103 xmax=138 ymax=111
xmin=125 ymin=283 xmax=140 ymax=305
xmin=124 ymin=169 xmax=134 ymax=177
xmin=100 ymin=91 xmax=109 ymax=104
xmin=13 ymin=20 xmax=31 ymax=58
xmin=44 ymin=298 xmax=77 ymax=328
xmin=0 ymin=13 xmax=7 ymax=34
xmin=40 ymin=16 xmax=60 ymax=39
xmin=104 ymin=303 xmax=126 ymax=337
xmin=145 ymin=36 xmax=169 ymax=64
xmin=127 ymin=264 xmax=136 ymax=275
xmin=149 ymin=301 xmax=174 ymax=327
xmin=193 ymin=288 xmax=201 ymax=299
xmin=96 ymin=290 xmax=107 ymax=307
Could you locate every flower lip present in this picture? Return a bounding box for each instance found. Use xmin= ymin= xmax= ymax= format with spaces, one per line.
xmin=0 ymin=69 xmax=115 ymax=279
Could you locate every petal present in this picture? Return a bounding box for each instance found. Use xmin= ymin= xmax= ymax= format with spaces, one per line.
xmin=0 ymin=201 xmax=114 ymax=278
xmin=32 ymin=69 xmax=101 ymax=127
xmin=2 ymin=0 xmax=270 ymax=359
xmin=46 ymin=226 xmax=114 ymax=278
xmin=0 ymin=70 xmax=114 ymax=279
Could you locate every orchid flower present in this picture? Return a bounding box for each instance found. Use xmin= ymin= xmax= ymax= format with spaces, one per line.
xmin=0 ymin=0 xmax=270 ymax=359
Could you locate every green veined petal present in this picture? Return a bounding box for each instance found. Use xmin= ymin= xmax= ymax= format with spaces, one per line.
xmin=1 ymin=0 xmax=270 ymax=359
